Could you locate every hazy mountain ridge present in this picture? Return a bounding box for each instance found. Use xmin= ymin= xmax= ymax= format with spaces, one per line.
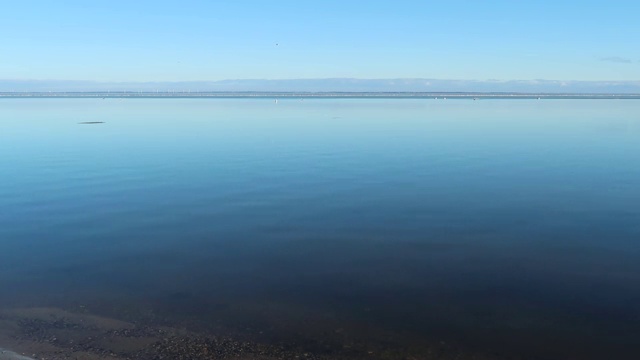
xmin=1 ymin=78 xmax=640 ymax=93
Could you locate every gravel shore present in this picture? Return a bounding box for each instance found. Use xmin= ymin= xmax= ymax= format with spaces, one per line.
xmin=0 ymin=307 xmax=501 ymax=360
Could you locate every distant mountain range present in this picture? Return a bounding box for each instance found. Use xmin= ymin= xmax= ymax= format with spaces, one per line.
xmin=1 ymin=78 xmax=640 ymax=93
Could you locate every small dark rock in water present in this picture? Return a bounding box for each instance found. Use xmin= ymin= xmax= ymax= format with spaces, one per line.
xmin=78 ymin=121 xmax=105 ymax=124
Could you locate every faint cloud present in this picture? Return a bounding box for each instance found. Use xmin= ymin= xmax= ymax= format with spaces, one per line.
xmin=600 ymin=56 xmax=632 ymax=63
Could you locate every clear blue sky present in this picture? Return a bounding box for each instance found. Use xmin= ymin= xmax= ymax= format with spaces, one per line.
xmin=1 ymin=0 xmax=639 ymax=81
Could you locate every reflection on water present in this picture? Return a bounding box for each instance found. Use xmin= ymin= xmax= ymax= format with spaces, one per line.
xmin=1 ymin=99 xmax=640 ymax=359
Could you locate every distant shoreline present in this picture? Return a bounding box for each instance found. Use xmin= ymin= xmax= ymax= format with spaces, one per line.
xmin=1 ymin=92 xmax=640 ymax=99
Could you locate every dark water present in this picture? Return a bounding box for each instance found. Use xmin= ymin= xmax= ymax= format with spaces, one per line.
xmin=1 ymin=99 xmax=640 ymax=359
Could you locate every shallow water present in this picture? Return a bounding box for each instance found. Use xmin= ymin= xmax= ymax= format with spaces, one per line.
xmin=0 ymin=349 xmax=34 ymax=360
xmin=1 ymin=98 xmax=639 ymax=359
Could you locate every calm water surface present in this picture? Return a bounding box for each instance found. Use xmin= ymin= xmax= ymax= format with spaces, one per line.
xmin=1 ymin=99 xmax=640 ymax=359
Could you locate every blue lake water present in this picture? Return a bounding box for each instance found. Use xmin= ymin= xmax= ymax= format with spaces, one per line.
xmin=1 ymin=98 xmax=639 ymax=359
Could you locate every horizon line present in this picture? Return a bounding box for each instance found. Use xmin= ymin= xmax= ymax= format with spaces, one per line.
xmin=3 ymin=78 xmax=639 ymax=95
xmin=2 ymin=77 xmax=640 ymax=82
xmin=2 ymin=91 xmax=639 ymax=98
